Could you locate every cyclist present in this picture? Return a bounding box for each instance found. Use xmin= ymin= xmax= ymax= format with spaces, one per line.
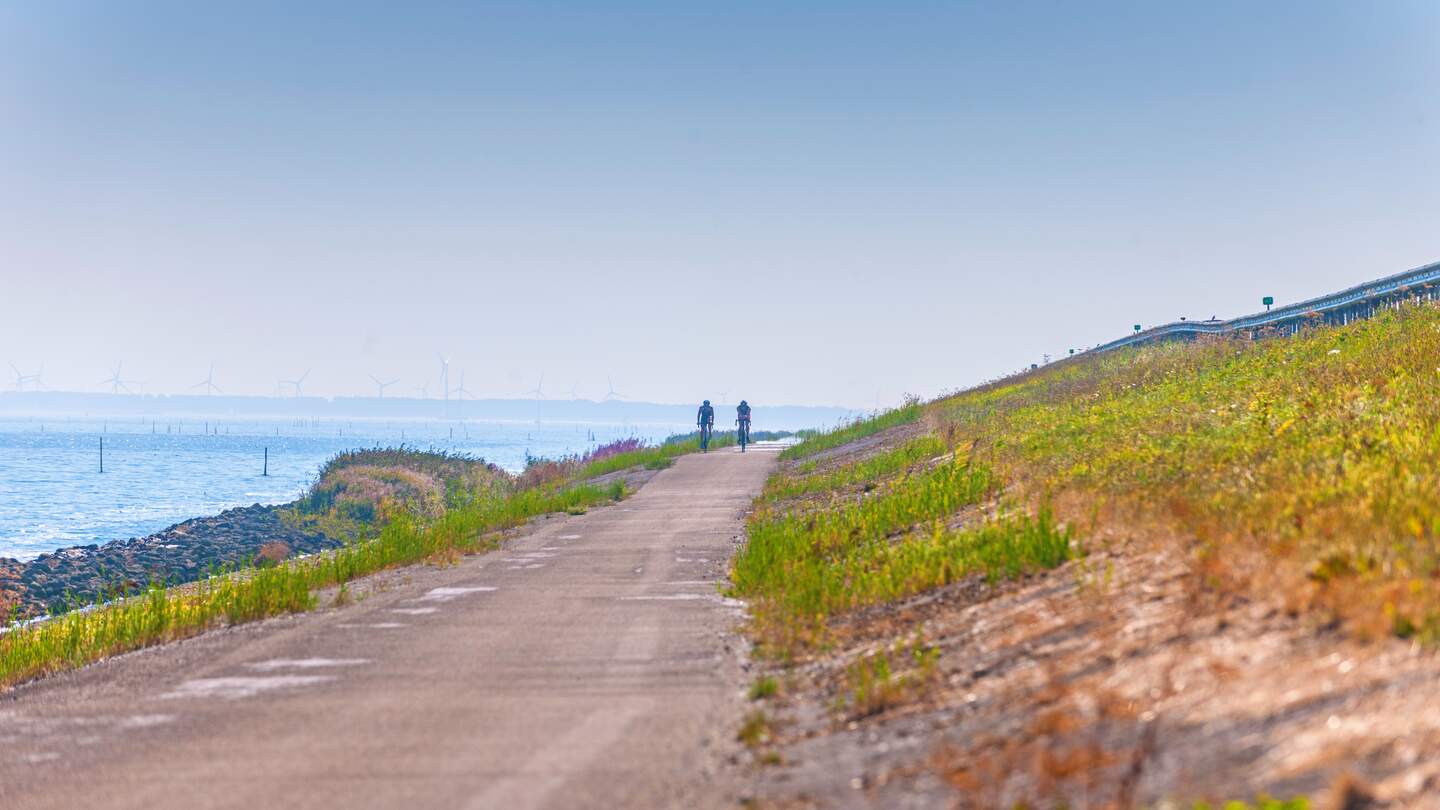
xmin=736 ymin=400 xmax=752 ymax=451
xmin=697 ymin=399 xmax=715 ymax=451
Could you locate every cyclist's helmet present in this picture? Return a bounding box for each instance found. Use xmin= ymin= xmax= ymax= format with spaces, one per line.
xmin=740 ymin=400 xmax=748 ymax=406
xmin=703 ymin=400 xmax=710 ymax=406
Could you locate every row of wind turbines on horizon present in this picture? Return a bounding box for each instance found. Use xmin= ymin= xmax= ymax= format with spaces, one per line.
xmin=4 ymin=358 xmax=676 ymax=404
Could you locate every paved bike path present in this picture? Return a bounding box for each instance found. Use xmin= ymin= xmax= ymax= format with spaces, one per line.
xmin=0 ymin=446 xmax=778 ymax=810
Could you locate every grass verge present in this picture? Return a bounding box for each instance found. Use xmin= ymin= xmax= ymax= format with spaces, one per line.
xmin=732 ymin=444 xmax=1071 ymax=653
xmin=0 ymin=479 xmax=621 ymax=690
xmin=778 ymin=402 xmax=923 ymax=460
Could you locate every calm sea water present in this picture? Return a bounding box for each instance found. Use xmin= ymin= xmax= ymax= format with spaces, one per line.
xmin=0 ymin=416 xmax=688 ymax=561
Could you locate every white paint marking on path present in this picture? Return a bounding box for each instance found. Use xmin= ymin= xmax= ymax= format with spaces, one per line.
xmin=161 ymin=676 xmax=334 ymax=700
xmin=336 ymin=622 xmax=409 ymax=629
xmin=417 ymin=586 xmax=497 ymax=603
xmin=119 ymin=715 xmax=175 ymax=729
xmin=557 ymin=534 xmax=582 ymax=540
xmin=619 ymin=594 xmax=708 ymax=602
xmin=665 ymin=580 xmax=713 ymax=586
xmin=246 ymin=658 xmax=369 ymax=672
xmin=389 ymin=607 xmax=439 ymax=616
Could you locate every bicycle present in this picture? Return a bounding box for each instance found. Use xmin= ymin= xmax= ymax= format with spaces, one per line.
xmin=699 ymin=421 xmax=713 ymax=452
xmin=736 ymin=418 xmax=750 ymax=452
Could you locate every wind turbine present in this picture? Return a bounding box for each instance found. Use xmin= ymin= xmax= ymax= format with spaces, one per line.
xmin=280 ymin=369 xmax=310 ymax=399
xmin=436 ymin=354 xmax=451 ymax=406
xmin=451 ymin=371 xmax=473 ymax=401
xmin=567 ymin=382 xmax=581 ymax=401
xmin=525 ymin=374 xmax=546 ymax=424
xmin=99 ymin=362 xmax=132 ymax=394
xmin=370 ymin=375 xmax=399 ymax=398
xmin=191 ymin=364 xmax=221 ymax=396
xmin=8 ymin=363 xmax=35 ymax=392
xmin=412 ymin=380 xmax=430 ymax=399
xmin=604 ymin=376 xmax=627 ymax=402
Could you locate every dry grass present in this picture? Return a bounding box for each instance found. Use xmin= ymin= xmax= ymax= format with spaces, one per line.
xmin=255 ymin=541 xmax=290 ymax=566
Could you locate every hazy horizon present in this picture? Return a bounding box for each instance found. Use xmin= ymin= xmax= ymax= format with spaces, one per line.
xmin=4 ymin=2 xmax=1437 ymax=408
xmin=0 ymin=389 xmax=858 ymax=430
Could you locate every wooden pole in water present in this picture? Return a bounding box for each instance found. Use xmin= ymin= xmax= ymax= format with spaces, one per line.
xmin=99 ymin=436 xmax=104 ymax=473
xmin=263 ymin=447 xmax=269 ymax=476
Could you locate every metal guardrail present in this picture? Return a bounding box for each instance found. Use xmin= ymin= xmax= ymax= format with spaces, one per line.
xmin=1090 ymin=258 xmax=1440 ymax=354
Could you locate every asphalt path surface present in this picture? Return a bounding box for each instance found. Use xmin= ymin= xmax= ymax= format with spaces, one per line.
xmin=0 ymin=444 xmax=779 ymax=810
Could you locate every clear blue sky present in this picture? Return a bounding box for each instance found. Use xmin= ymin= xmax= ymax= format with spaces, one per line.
xmin=2 ymin=1 xmax=1436 ymax=408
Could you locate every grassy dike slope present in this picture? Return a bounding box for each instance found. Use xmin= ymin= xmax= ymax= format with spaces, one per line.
xmin=0 ymin=436 xmax=725 ymax=691
xmin=734 ymin=304 xmax=1440 ymax=809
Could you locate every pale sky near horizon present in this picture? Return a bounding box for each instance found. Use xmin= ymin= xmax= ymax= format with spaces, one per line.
xmin=2 ymin=1 xmax=1437 ymax=409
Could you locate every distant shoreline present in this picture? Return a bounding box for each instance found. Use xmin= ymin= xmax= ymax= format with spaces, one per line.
xmin=0 ymin=501 xmax=336 ymax=618
xmin=0 ymin=391 xmax=860 ymax=427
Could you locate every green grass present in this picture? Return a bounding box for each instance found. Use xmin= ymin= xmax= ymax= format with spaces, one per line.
xmin=845 ymin=637 xmax=940 ymax=718
xmin=763 ymin=435 xmax=948 ymax=501
xmin=748 ymin=676 xmax=780 ymax=700
xmin=0 ymin=476 xmax=622 ymax=691
xmin=571 ymin=430 xmax=748 ymax=478
xmin=576 ymin=441 xmax=695 ymax=478
xmin=1191 ymin=797 xmax=1309 ymax=810
xmin=778 ymin=402 xmax=923 ymax=461
xmin=737 ymin=709 xmax=773 ymax=747
xmin=732 ymin=448 xmax=1071 ymax=652
xmin=932 ymin=303 xmax=1440 ymax=640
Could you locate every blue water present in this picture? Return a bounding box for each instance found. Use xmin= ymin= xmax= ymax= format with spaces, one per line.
xmin=0 ymin=416 xmax=688 ymax=561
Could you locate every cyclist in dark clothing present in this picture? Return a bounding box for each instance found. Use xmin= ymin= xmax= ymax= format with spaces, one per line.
xmin=697 ymin=400 xmax=715 ymax=451
xmin=736 ymin=400 xmax=752 ymax=451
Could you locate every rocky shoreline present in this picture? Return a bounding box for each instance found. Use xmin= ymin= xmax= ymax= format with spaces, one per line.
xmin=0 ymin=503 xmax=341 ymax=617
